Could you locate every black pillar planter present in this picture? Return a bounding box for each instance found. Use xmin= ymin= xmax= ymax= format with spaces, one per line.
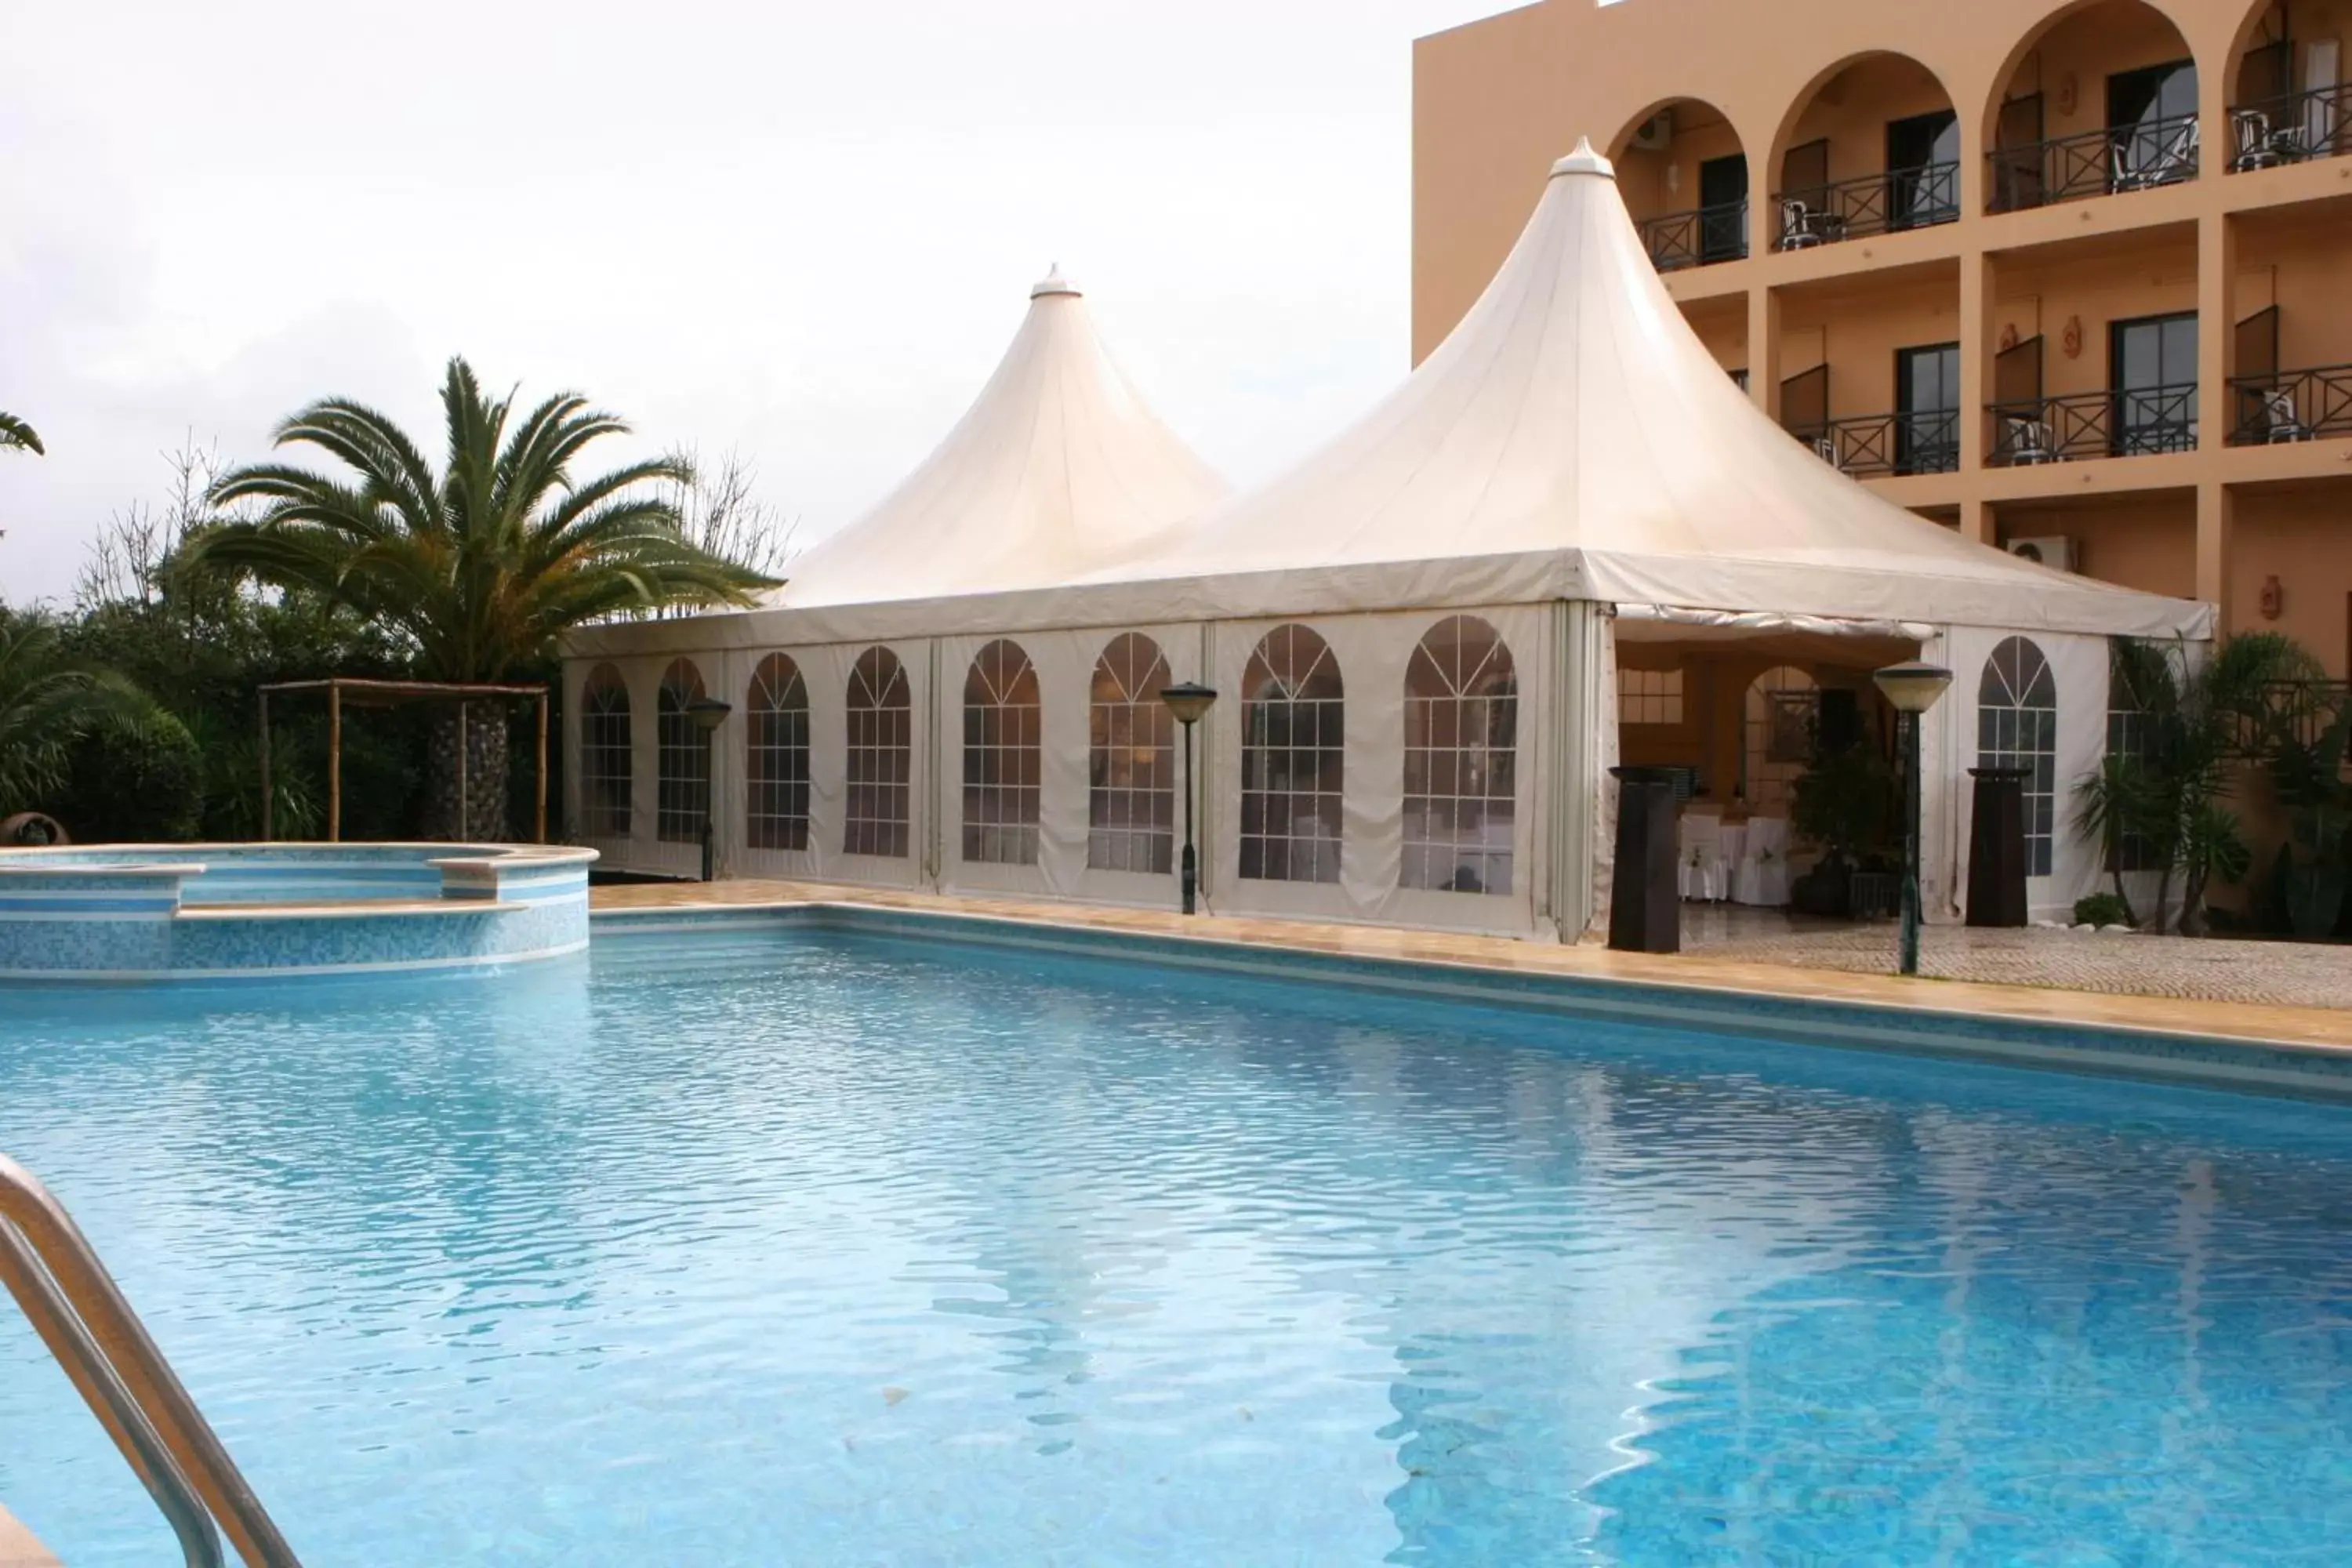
xmin=1966 ymin=766 xmax=2031 ymax=928
xmin=1608 ymin=766 xmax=1681 ymax=953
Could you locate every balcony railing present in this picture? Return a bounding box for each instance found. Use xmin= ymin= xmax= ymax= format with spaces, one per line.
xmin=1791 ymin=411 xmax=1960 ymax=477
xmin=1987 ymin=387 xmax=2198 ymax=464
xmin=2229 ymin=84 xmax=2352 ymax=170
xmin=1986 ymin=112 xmax=2200 ymax=212
xmin=1637 ymin=201 xmax=1748 ymax=270
xmin=2227 ymin=365 xmax=2352 ymax=445
xmin=1773 ymin=162 xmax=1958 ymax=250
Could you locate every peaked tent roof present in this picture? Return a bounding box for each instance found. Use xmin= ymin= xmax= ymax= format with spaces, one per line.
xmin=765 ymin=269 xmax=1229 ymax=610
xmin=1087 ymin=141 xmax=2210 ymax=641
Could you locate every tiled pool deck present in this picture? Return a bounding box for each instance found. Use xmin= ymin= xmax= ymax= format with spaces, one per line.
xmin=1682 ymin=903 xmax=2352 ymax=1009
xmin=590 ymin=880 xmax=2352 ymax=1055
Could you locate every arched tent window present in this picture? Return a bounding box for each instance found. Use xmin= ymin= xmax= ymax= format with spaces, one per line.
xmin=1403 ymin=615 xmax=1518 ymax=895
xmin=746 ymin=653 xmax=810 ymax=852
xmin=1979 ymin=636 xmax=2059 ymax=877
xmin=655 ymin=659 xmax=709 ymax=844
xmin=844 ymin=646 xmax=911 ymax=858
xmin=1241 ymin=624 xmax=1343 ymax=884
xmin=1088 ymin=633 xmax=1174 ymax=873
xmin=1743 ymin=666 xmax=1819 ymax=813
xmin=580 ymin=663 xmax=632 ymax=839
xmin=962 ymin=639 xmax=1042 ymax=866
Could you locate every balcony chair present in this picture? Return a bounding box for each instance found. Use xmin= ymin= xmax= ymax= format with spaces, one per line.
xmin=2112 ymin=118 xmax=2199 ymax=191
xmin=2263 ymin=387 xmax=2314 ymax=443
xmin=2232 ymin=108 xmax=2310 ymax=171
xmin=1777 ymin=198 xmax=1842 ymax=251
xmin=2006 ymin=416 xmax=2063 ymax=466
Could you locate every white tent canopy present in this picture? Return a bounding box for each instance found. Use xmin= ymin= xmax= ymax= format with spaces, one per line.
xmin=1076 ymin=140 xmax=2207 ymax=642
xmin=762 ymin=268 xmax=1230 ymax=612
xmin=564 ymin=138 xmax=2216 ymax=938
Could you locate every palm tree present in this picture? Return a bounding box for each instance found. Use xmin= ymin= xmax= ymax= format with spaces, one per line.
xmin=181 ymin=358 xmax=779 ymax=838
xmin=0 ymin=615 xmax=174 ymax=828
xmin=0 ymin=413 xmax=40 ymax=455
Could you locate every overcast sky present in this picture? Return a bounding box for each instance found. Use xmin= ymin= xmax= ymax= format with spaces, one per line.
xmin=0 ymin=0 xmax=1521 ymax=605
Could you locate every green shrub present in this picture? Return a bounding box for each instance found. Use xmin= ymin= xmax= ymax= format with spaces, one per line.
xmin=2073 ymin=892 xmax=2133 ymax=928
xmin=46 ymin=713 xmax=205 ymax=842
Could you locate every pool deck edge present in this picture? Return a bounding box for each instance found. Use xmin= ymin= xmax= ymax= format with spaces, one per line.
xmin=589 ymin=880 xmax=2352 ymax=1058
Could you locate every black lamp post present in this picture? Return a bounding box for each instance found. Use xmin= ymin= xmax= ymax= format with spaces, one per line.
xmin=1871 ymin=661 xmax=1953 ymax=976
xmin=1157 ymin=681 xmax=1218 ymax=915
xmin=687 ymin=695 xmax=731 ymax=883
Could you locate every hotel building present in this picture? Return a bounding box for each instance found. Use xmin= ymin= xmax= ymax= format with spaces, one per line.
xmin=1415 ymin=0 xmax=2352 ymax=673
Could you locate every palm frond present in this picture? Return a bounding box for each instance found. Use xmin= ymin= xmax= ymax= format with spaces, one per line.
xmin=0 ymin=412 xmax=42 ymax=456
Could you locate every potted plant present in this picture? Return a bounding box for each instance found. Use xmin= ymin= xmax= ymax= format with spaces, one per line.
xmin=1788 ymin=740 xmax=1896 ymax=918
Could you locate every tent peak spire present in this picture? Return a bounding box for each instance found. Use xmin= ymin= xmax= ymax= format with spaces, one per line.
xmin=1550 ymin=137 xmax=1614 ymax=180
xmin=1031 ymin=265 xmax=1081 ymax=299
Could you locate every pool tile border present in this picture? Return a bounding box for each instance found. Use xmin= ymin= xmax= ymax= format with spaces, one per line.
xmin=593 ymin=901 xmax=2352 ymax=1104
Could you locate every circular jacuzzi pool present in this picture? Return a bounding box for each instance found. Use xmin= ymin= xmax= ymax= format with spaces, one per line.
xmin=0 ymin=842 xmax=596 ymax=982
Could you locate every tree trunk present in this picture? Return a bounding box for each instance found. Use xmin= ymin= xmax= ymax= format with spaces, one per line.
xmin=2177 ymin=867 xmax=2205 ymax=938
xmin=426 ymin=704 xmax=511 ymax=841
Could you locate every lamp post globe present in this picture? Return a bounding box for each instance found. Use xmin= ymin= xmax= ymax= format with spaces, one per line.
xmin=686 ymin=697 xmax=732 ymax=882
xmin=1157 ymin=682 xmax=1218 ymax=915
xmin=1871 ymin=662 xmax=1952 ymax=977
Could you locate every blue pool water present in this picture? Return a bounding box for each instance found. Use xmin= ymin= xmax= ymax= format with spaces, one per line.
xmin=3 ymin=923 xmax=2350 ymax=1564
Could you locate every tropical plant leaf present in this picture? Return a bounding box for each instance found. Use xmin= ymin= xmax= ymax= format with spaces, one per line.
xmin=179 ymin=357 xmax=778 ymax=683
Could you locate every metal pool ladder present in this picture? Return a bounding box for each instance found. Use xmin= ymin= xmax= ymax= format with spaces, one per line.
xmin=0 ymin=1153 xmax=301 ymax=1567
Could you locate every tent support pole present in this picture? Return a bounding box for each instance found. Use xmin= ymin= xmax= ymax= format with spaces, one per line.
xmin=1554 ymin=601 xmax=1606 ymax=944
xmin=258 ymin=692 xmax=272 ymax=841
xmin=327 ymin=683 xmax=342 ymax=844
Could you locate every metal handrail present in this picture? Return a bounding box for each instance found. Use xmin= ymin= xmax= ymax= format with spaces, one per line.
xmin=2226 ymin=364 xmax=2352 ymax=444
xmin=2228 ymin=84 xmax=2352 ymax=169
xmin=1772 ymin=162 xmax=1958 ymax=249
xmin=1987 ymin=387 xmax=2198 ymax=464
xmin=1795 ymin=410 xmax=1959 ymax=477
xmin=1986 ymin=112 xmax=2200 ymax=211
xmin=1635 ymin=200 xmax=1748 ymax=270
xmin=0 ymin=1154 xmax=301 ymax=1567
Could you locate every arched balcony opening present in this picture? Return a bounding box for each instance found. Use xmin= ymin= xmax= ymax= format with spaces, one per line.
xmin=1609 ymin=99 xmax=1749 ymax=272
xmin=2227 ymin=3 xmax=2348 ymax=172
xmin=1769 ymin=53 xmax=1960 ymax=252
xmin=1985 ymin=0 xmax=2201 ymax=212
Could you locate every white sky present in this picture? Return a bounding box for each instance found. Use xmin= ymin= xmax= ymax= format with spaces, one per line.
xmin=0 ymin=0 xmax=1515 ymax=606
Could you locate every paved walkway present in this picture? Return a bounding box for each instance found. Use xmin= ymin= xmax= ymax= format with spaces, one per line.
xmin=592 ymin=880 xmax=2352 ymax=1052
xmin=1681 ymin=905 xmax=2352 ymax=1011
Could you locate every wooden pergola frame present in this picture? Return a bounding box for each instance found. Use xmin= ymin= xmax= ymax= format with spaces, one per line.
xmin=256 ymin=678 xmax=551 ymax=843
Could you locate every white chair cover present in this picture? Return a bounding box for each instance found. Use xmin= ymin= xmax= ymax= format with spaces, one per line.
xmin=1676 ymin=813 xmax=1729 ymax=902
xmin=1733 ymin=816 xmax=1792 ymax=906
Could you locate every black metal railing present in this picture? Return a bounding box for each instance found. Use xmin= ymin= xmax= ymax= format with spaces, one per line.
xmin=1986 ymin=112 xmax=2200 ymax=211
xmin=2224 ymin=680 xmax=2352 ymax=754
xmin=1987 ymin=386 xmax=2198 ymax=464
xmin=1637 ymin=201 xmax=1748 ymax=270
xmin=1791 ymin=411 xmax=1960 ymax=477
xmin=1773 ymin=162 xmax=1958 ymax=249
xmin=2227 ymin=364 xmax=2352 ymax=445
xmin=2228 ymin=84 xmax=2352 ymax=170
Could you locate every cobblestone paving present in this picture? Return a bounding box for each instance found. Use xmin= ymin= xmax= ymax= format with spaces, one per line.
xmin=1682 ymin=906 xmax=2352 ymax=1010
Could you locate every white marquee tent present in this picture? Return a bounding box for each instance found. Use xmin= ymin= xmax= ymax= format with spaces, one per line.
xmin=564 ymin=140 xmax=2211 ymax=936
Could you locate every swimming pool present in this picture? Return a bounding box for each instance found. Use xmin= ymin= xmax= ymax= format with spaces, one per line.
xmin=4 ymin=919 xmax=2350 ymax=1563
